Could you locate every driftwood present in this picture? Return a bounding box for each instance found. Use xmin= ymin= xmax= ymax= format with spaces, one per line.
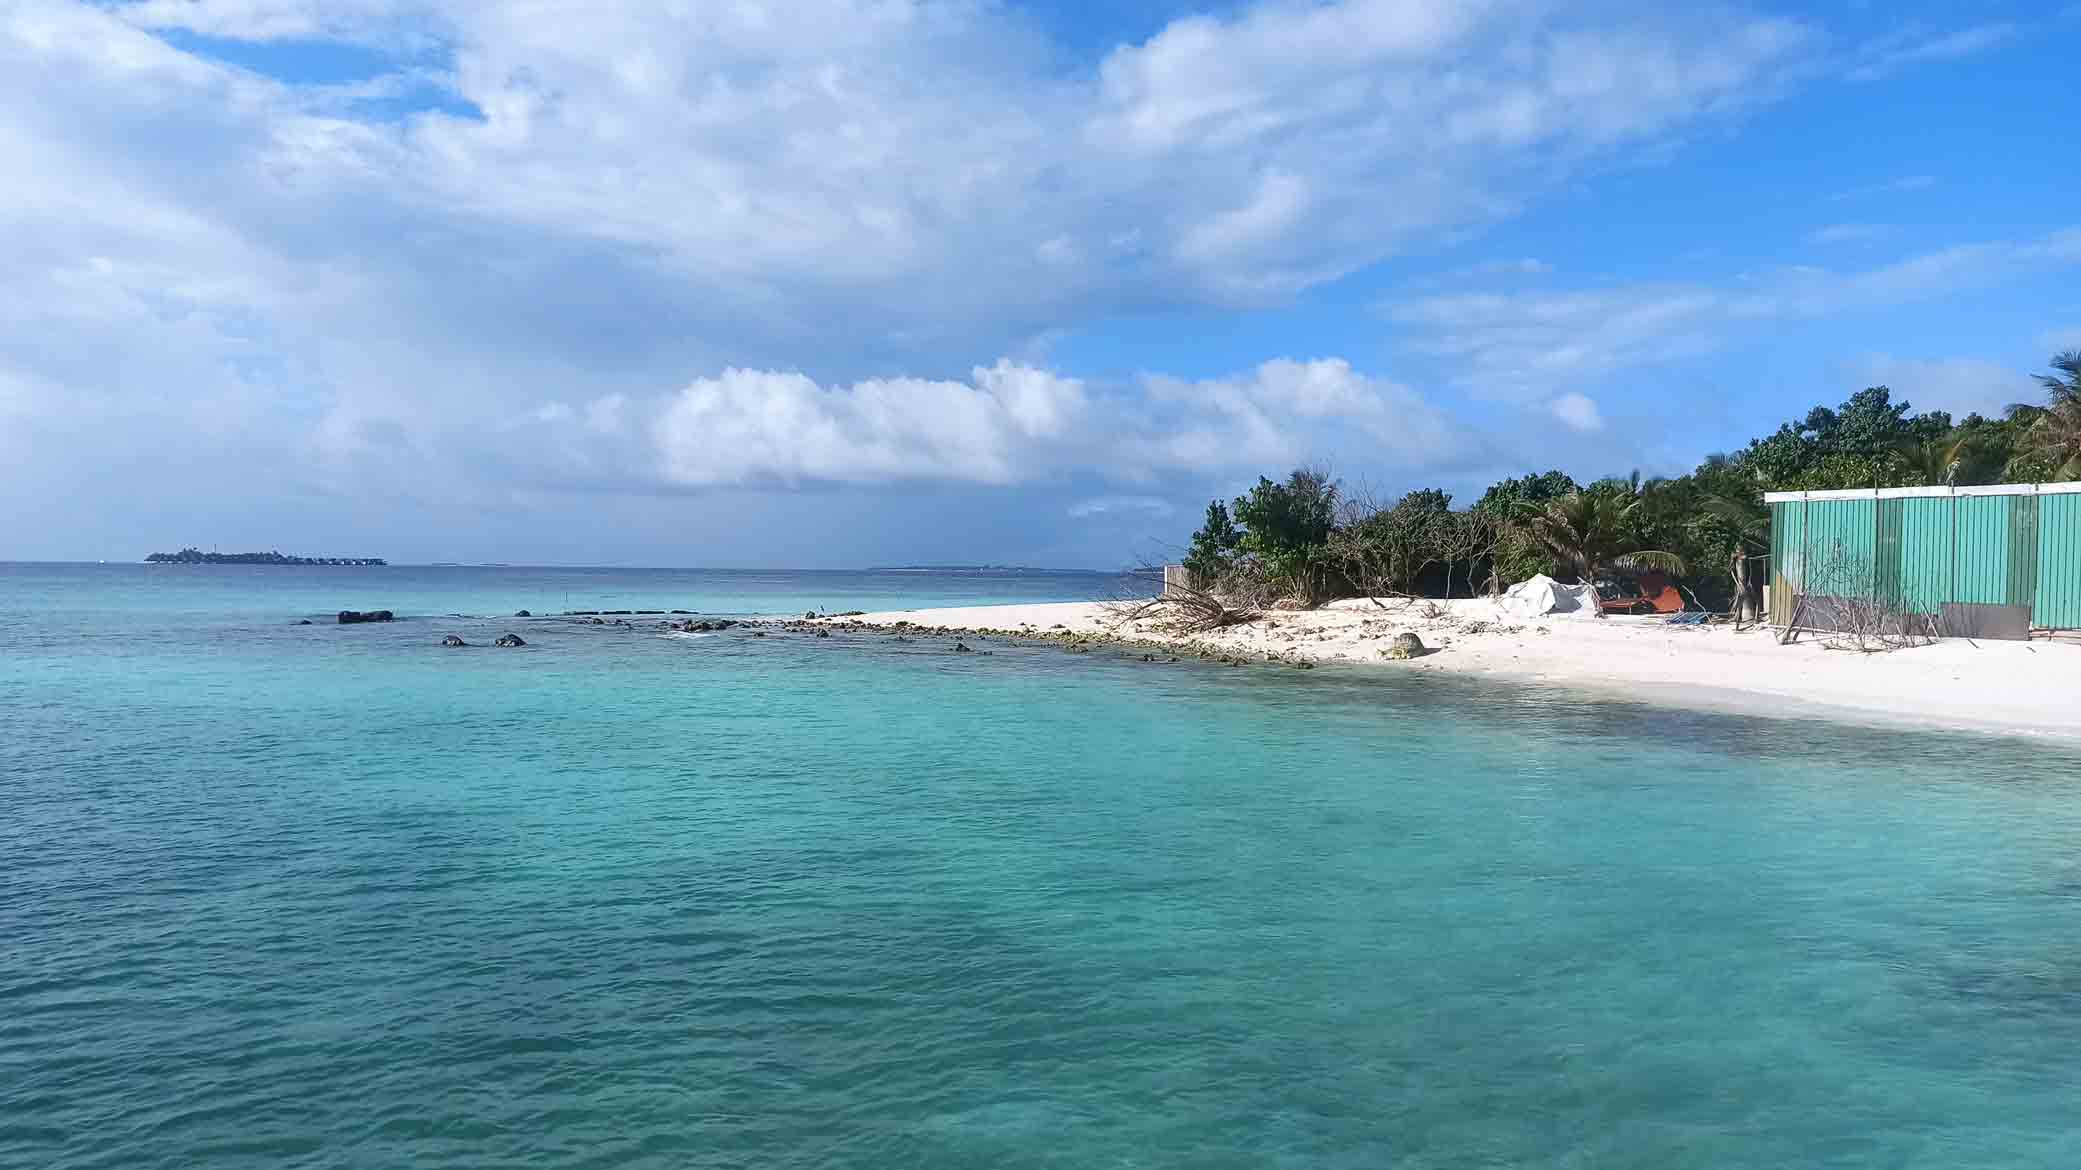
xmin=1106 ymin=566 xmax=1264 ymax=633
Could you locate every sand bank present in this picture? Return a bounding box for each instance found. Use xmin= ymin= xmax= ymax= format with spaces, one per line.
xmin=830 ymin=598 xmax=2081 ymax=739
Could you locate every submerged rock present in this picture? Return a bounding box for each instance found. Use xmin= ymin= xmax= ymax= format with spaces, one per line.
xmin=495 ymin=633 xmax=526 ymax=647
xmin=441 ymin=635 xmax=468 ymax=647
xmin=1384 ymin=633 xmax=1426 ymax=660
xmin=953 ymin=641 xmax=973 ymax=653
xmin=338 ymin=609 xmax=395 ymax=624
xmin=514 ymin=609 xmax=532 ymax=617
xmin=297 ymin=619 xmax=313 ymax=625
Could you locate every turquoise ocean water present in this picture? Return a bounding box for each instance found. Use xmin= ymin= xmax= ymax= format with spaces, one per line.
xmin=6 ymin=562 xmax=2081 ymax=1168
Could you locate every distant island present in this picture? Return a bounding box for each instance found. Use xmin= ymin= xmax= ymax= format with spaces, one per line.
xmin=145 ymin=547 xmax=387 ymax=566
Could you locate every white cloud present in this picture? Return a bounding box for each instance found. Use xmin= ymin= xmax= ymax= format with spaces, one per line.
xmin=651 ymin=361 xmax=1088 ymax=487
xmin=1848 ymin=23 xmax=2018 ymax=83
xmin=1068 ymin=496 xmax=1174 ymax=519
xmin=1385 ymin=228 xmax=2081 ymax=401
xmin=1547 ymin=392 xmax=1603 ymax=432
xmin=1128 ymin=358 xmax=1466 ymax=474
xmin=1829 ymin=175 xmax=1935 ymax=202
xmin=1808 ymin=222 xmax=1891 ymax=245
xmin=116 ymin=0 xmax=422 ymax=44
xmin=91 ymin=0 xmax=1823 ymax=314
xmin=1836 ymin=355 xmax=2039 ymax=420
xmin=0 ymin=0 xmax=1826 ymax=549
xmin=644 ymin=356 xmax=1466 ymax=488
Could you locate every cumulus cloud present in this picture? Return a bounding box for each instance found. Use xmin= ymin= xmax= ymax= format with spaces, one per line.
xmin=0 ymin=0 xmax=1838 ymax=556
xmin=1127 ymin=358 xmax=1467 ymax=474
xmin=652 ymin=362 xmax=1088 ymax=487
xmin=641 ymin=356 xmax=1465 ymax=488
xmin=1547 ymin=392 xmax=1604 ymax=432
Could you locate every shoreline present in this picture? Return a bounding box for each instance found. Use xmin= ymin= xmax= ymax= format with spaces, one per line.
xmin=816 ymin=598 xmax=2081 ymax=740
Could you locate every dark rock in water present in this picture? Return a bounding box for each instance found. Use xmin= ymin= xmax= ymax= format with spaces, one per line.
xmin=671 ymin=610 xmax=694 ymax=615
xmin=297 ymin=619 xmax=313 ymax=625
xmin=752 ymin=631 xmax=767 ymax=638
xmin=441 ymin=635 xmax=468 ymax=647
xmin=803 ymin=610 xmax=819 ymax=620
xmin=836 ymin=610 xmax=865 ymax=617
xmin=514 ymin=609 xmax=532 ymax=617
xmin=589 ymin=617 xmax=606 ymax=625
xmin=495 ymin=633 xmax=526 ymax=647
xmin=815 ymin=629 xmax=830 ymax=638
xmin=636 ymin=610 xmax=663 ymax=615
xmin=338 ymin=609 xmax=395 ymax=624
xmin=953 ymin=641 xmax=973 ymax=653
xmin=602 ymin=610 xmax=631 ymax=616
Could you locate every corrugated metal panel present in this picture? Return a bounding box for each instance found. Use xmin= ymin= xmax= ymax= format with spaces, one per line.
xmin=2008 ymin=496 xmax=2041 ymax=609
xmin=1895 ymin=497 xmax=1951 ymax=615
xmin=2037 ymin=493 xmax=2081 ymax=629
xmin=1769 ymin=501 xmax=1799 ymax=626
xmin=1954 ymin=495 xmax=2012 ymax=606
xmin=1804 ymin=496 xmax=1877 ymax=599
xmin=1766 ymin=483 xmax=2081 ymax=633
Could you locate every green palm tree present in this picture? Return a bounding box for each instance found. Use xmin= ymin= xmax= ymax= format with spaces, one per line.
xmin=1893 ymin=430 xmax=1994 ymax=487
xmin=1697 ymin=490 xmax=1771 ymax=622
xmin=2012 ymin=351 xmax=2081 ymax=479
xmin=1520 ymin=491 xmax=1687 ymax=583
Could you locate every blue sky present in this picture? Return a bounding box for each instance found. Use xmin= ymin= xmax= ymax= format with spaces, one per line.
xmin=2 ymin=0 xmax=2077 ymax=567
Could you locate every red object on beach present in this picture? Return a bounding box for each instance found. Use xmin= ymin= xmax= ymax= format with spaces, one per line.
xmin=1600 ymin=572 xmax=1684 ymax=614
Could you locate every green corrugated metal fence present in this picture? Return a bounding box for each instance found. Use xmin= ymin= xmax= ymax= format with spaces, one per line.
xmin=2040 ymin=493 xmax=2081 ymax=628
xmin=1768 ymin=485 xmax=2081 ymax=632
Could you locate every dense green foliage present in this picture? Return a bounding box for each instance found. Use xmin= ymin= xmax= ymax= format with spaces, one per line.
xmin=1181 ymin=501 xmax=1242 ymax=580
xmin=1226 ymin=469 xmax=1341 ymax=602
xmin=1182 ymin=354 xmax=2081 ymax=607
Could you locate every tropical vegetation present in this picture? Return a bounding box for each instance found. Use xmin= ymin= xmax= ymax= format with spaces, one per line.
xmin=1179 ymin=351 xmax=2081 ymax=611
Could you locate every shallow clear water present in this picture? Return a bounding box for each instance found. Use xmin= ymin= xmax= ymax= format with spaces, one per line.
xmin=6 ymin=564 xmax=2081 ymax=1168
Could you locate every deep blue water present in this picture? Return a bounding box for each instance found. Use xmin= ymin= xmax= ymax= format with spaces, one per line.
xmin=6 ymin=563 xmax=2081 ymax=1168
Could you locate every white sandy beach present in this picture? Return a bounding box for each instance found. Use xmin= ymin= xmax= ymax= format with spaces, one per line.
xmin=831 ymin=598 xmax=2081 ymax=738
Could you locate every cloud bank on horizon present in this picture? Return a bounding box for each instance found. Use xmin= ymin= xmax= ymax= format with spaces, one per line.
xmin=0 ymin=0 xmax=2073 ymax=564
